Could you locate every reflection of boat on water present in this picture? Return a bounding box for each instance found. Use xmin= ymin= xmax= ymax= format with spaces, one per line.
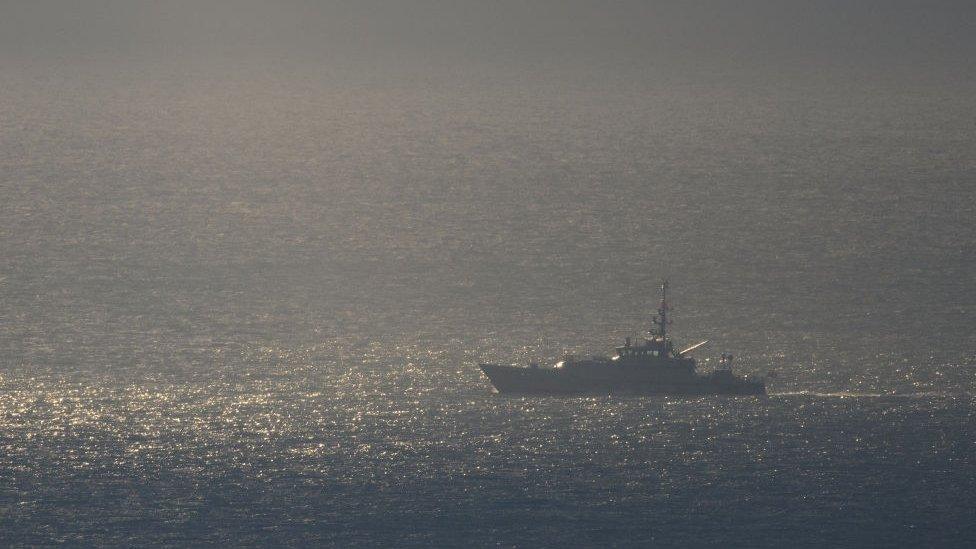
xmin=479 ymin=281 xmax=766 ymax=396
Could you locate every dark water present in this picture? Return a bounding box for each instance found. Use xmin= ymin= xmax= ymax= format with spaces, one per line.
xmin=2 ymin=67 xmax=975 ymax=546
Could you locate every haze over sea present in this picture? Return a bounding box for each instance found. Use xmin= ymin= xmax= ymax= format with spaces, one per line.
xmin=2 ymin=1 xmax=975 ymax=546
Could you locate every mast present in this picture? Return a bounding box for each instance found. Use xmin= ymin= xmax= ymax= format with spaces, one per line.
xmin=651 ymin=280 xmax=669 ymax=339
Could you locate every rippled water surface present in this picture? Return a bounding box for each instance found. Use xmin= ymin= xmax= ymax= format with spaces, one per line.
xmin=2 ymin=64 xmax=976 ymax=546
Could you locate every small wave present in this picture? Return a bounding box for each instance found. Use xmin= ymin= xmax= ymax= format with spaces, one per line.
xmin=771 ymin=390 xmax=946 ymax=399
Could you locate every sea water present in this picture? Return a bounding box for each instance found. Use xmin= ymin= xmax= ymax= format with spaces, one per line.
xmin=1 ymin=66 xmax=975 ymax=546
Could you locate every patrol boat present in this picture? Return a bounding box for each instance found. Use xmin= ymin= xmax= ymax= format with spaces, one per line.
xmin=479 ymin=282 xmax=766 ymax=396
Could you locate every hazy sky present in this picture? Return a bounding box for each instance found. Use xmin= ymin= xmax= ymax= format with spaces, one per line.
xmin=3 ymin=1 xmax=975 ymax=82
